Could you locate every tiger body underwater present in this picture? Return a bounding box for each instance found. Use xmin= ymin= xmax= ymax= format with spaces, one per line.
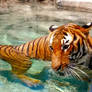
xmin=0 ymin=23 xmax=92 ymax=86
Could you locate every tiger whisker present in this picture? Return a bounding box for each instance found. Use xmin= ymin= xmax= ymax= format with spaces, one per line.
xmin=63 ymin=68 xmax=69 ymax=77
xmin=70 ymin=69 xmax=83 ymax=80
xmin=64 ymin=67 xmax=81 ymax=80
xmin=66 ymin=67 xmax=77 ymax=79
xmin=69 ymin=68 xmax=83 ymax=80
xmin=65 ymin=68 xmax=72 ymax=76
xmin=69 ymin=66 xmax=89 ymax=78
xmin=65 ymin=69 xmax=71 ymax=77
xmin=66 ymin=67 xmax=79 ymax=80
xmin=64 ymin=67 xmax=77 ymax=80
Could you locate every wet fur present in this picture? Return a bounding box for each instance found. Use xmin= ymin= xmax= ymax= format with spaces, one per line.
xmin=0 ymin=23 xmax=92 ymax=86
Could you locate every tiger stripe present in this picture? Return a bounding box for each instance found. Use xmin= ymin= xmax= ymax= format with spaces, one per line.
xmin=37 ymin=36 xmax=46 ymax=59
xmin=27 ymin=41 xmax=33 ymax=57
xmin=21 ymin=44 xmax=25 ymax=52
xmin=35 ymin=37 xmax=42 ymax=58
xmin=0 ymin=46 xmax=10 ymax=58
xmin=44 ymin=36 xmax=48 ymax=60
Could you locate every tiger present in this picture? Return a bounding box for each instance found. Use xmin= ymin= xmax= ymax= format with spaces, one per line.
xmin=0 ymin=22 xmax=92 ymax=86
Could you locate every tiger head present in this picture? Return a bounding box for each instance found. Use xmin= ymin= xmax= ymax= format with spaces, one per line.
xmin=48 ymin=23 xmax=92 ymax=77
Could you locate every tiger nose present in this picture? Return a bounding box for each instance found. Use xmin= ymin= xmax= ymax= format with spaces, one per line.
xmin=57 ymin=65 xmax=62 ymax=71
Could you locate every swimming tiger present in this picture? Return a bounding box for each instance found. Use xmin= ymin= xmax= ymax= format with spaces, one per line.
xmin=0 ymin=22 xmax=92 ymax=86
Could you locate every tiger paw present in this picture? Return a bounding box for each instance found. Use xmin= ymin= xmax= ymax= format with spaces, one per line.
xmin=16 ymin=74 xmax=41 ymax=87
xmin=23 ymin=79 xmax=44 ymax=90
xmin=22 ymin=78 xmax=41 ymax=87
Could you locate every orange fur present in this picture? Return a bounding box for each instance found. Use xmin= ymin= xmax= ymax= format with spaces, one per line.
xmin=0 ymin=23 xmax=92 ymax=86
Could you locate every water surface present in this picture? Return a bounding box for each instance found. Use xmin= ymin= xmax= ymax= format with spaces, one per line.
xmin=0 ymin=3 xmax=92 ymax=92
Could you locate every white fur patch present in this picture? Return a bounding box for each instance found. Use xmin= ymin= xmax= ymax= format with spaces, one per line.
xmin=49 ymin=34 xmax=54 ymax=45
xmin=61 ymin=33 xmax=72 ymax=45
xmin=61 ymin=33 xmax=72 ymax=52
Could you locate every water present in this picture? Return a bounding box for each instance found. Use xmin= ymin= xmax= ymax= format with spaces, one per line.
xmin=0 ymin=3 xmax=92 ymax=92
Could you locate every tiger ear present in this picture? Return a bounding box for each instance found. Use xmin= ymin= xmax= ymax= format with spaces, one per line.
xmin=81 ymin=22 xmax=92 ymax=35
xmin=82 ymin=22 xmax=92 ymax=31
xmin=49 ymin=25 xmax=58 ymax=32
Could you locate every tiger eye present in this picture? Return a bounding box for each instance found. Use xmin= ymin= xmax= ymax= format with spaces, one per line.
xmin=49 ymin=46 xmax=53 ymax=51
xmin=63 ymin=45 xmax=69 ymax=50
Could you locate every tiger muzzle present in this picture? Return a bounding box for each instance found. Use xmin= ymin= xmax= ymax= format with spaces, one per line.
xmin=51 ymin=52 xmax=70 ymax=72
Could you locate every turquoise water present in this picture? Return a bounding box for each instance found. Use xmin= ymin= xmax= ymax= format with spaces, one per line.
xmin=0 ymin=4 xmax=92 ymax=92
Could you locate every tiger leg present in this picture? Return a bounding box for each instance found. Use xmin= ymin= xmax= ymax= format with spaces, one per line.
xmin=0 ymin=45 xmax=40 ymax=86
xmin=11 ymin=61 xmax=40 ymax=86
